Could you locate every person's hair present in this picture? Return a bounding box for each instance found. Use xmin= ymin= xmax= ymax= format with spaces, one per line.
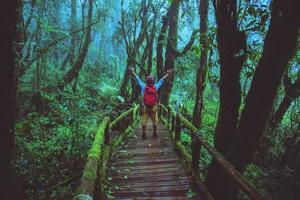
xmin=146 ymin=75 xmax=155 ymax=85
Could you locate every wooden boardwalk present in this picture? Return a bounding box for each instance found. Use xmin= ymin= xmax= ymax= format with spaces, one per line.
xmin=108 ymin=122 xmax=201 ymax=200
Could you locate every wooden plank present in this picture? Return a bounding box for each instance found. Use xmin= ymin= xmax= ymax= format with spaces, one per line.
xmin=106 ymin=121 xmax=201 ymax=199
xmin=125 ymin=139 xmax=173 ymax=146
xmin=115 ymin=151 xmax=175 ymax=159
xmin=112 ymin=185 xmax=192 ymax=196
xmin=111 ymin=171 xmax=188 ymax=182
xmin=113 ymin=154 xmax=178 ymax=162
xmin=122 ymin=197 xmax=194 ymax=200
xmin=113 ymin=158 xmax=179 ymax=167
xmin=113 ymin=179 xmax=192 ymax=188
xmin=111 ymin=167 xmax=184 ymax=176
xmin=111 ymin=175 xmax=190 ymax=184
xmin=111 ymin=169 xmax=186 ymax=179
xmin=113 ymin=163 xmax=183 ymax=170
xmin=112 ymin=185 xmax=192 ymax=194
xmin=117 ymin=147 xmax=172 ymax=154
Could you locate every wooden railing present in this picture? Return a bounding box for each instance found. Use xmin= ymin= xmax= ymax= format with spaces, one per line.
xmin=73 ymin=105 xmax=139 ymax=200
xmin=159 ymin=104 xmax=266 ymax=200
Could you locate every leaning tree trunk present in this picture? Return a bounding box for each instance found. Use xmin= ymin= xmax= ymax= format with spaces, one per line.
xmin=192 ymin=0 xmax=209 ymax=129
xmin=69 ymin=0 xmax=77 ymax=66
xmin=0 ymin=0 xmax=19 ymax=199
xmin=206 ymin=0 xmax=247 ymax=199
xmin=120 ymin=58 xmax=134 ymax=98
xmin=160 ymin=0 xmax=180 ymax=105
xmin=119 ymin=0 xmax=148 ymax=101
xmin=59 ymin=0 xmax=93 ymax=89
xmin=206 ymin=0 xmax=299 ymax=199
xmin=230 ymin=0 xmax=299 ymax=174
xmin=268 ymin=76 xmax=300 ymax=130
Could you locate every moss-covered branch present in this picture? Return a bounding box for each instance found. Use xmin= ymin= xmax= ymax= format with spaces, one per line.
xmin=74 ymin=105 xmax=139 ymax=199
xmin=109 ymin=107 xmax=135 ymax=130
xmin=74 ymin=117 xmax=110 ymax=199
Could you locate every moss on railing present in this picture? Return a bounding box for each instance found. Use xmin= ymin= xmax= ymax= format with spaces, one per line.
xmin=178 ymin=114 xmax=197 ymax=132
xmin=160 ymin=104 xmax=265 ymax=200
xmin=176 ymin=141 xmax=192 ymax=171
xmin=109 ymin=107 xmax=135 ymax=130
xmin=74 ymin=105 xmax=138 ymax=200
xmin=74 ymin=117 xmax=110 ymax=200
xmin=88 ymin=117 xmax=110 ymax=160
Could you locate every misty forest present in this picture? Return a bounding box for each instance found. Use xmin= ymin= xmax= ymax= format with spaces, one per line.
xmin=1 ymin=0 xmax=300 ymax=199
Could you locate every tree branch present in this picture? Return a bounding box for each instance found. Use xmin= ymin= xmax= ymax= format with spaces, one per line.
xmin=20 ymin=20 xmax=100 ymax=77
xmin=270 ymin=75 xmax=300 ymax=127
xmin=174 ymin=28 xmax=200 ymax=57
xmin=127 ymin=52 xmax=147 ymax=76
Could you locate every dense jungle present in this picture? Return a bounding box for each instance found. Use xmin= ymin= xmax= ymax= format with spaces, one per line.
xmin=1 ymin=0 xmax=300 ymax=199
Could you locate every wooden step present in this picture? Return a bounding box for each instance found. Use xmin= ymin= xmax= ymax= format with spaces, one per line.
xmin=107 ymin=123 xmax=200 ymax=199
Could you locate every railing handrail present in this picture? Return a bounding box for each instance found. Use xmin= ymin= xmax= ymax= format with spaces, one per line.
xmin=74 ymin=104 xmax=139 ymax=200
xmin=159 ymin=104 xmax=266 ymax=200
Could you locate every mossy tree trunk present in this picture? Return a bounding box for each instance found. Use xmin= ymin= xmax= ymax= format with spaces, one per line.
xmin=51 ymin=0 xmax=61 ymax=61
xmin=59 ymin=0 xmax=93 ymax=89
xmin=69 ymin=0 xmax=77 ymax=66
xmin=206 ymin=0 xmax=247 ymax=198
xmin=230 ymin=0 xmax=299 ymax=173
xmin=192 ymin=0 xmax=209 ymax=129
xmin=159 ymin=0 xmax=200 ymax=105
xmin=206 ymin=0 xmax=299 ymax=199
xmin=269 ymin=74 xmax=300 ymax=130
xmin=156 ymin=16 xmax=168 ymax=81
xmin=0 ymin=0 xmax=19 ymax=199
xmin=119 ymin=0 xmax=149 ymax=100
xmin=160 ymin=0 xmax=180 ymax=105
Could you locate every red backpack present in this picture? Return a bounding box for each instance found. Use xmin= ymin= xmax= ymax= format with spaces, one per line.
xmin=143 ymin=85 xmax=157 ymax=107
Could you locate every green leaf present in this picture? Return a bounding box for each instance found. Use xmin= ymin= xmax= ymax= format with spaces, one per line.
xmin=127 ymin=160 xmax=136 ymax=165
xmin=186 ymin=189 xmax=196 ymax=199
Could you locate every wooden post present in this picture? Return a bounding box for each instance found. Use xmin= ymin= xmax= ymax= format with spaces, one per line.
xmin=104 ymin=118 xmax=110 ymax=145
xmin=171 ymin=114 xmax=175 ymax=132
xmin=175 ymin=113 xmax=181 ymax=142
xmin=167 ymin=107 xmax=170 ymax=128
xmin=124 ymin=117 xmax=128 ymax=131
xmin=131 ymin=111 xmax=134 ymax=125
xmin=191 ymin=135 xmax=201 ymax=176
xmin=120 ymin=118 xmax=124 ymax=132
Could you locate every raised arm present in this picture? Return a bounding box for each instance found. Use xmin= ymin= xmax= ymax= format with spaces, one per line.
xmin=129 ymin=67 xmax=138 ymax=78
xmin=155 ymin=69 xmax=173 ymax=89
xmin=129 ymin=67 xmax=145 ymax=89
xmin=162 ymin=69 xmax=172 ymax=80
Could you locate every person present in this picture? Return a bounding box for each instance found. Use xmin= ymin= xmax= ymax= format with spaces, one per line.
xmin=129 ymin=68 xmax=172 ymax=139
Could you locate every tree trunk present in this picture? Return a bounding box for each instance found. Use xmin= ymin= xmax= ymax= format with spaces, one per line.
xmin=69 ymin=0 xmax=77 ymax=66
xmin=160 ymin=0 xmax=180 ymax=105
xmin=59 ymin=0 xmax=93 ymax=89
xmin=0 ymin=0 xmax=19 ymax=199
xmin=206 ymin=0 xmax=299 ymax=199
xmin=206 ymin=0 xmax=247 ymax=199
xmin=51 ymin=0 xmax=61 ymax=61
xmin=269 ymin=77 xmax=300 ymax=129
xmin=230 ymin=0 xmax=299 ymax=173
xmin=118 ymin=0 xmax=149 ymax=101
xmin=192 ymin=0 xmax=209 ymax=129
xmin=120 ymin=58 xmax=134 ymax=98
xmin=156 ymin=15 xmax=168 ymax=80
xmin=147 ymin=29 xmax=155 ymax=75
